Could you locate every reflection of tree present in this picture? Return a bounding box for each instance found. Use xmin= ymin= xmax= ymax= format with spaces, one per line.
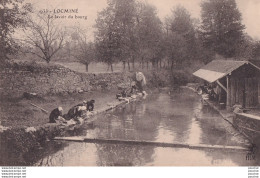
xmin=203 ymin=149 xmax=259 ymax=166
xmin=92 ymin=91 xmax=200 ymax=166
xmin=143 ymin=92 xmax=194 ymax=143
xmin=87 ymin=101 xmax=157 ymax=166
xmin=197 ymin=104 xmax=244 ymax=146
xmin=36 ymin=147 xmax=67 ymax=166
xmin=0 ymin=128 xmax=68 ymax=166
xmin=29 ymin=141 xmax=68 ymax=166
xmin=192 ymin=99 xmax=260 ymax=166
xmin=0 ymin=138 xmax=68 ymax=166
xmin=95 ymin=143 xmax=155 ymax=166
xmin=98 ymin=101 xmax=161 ymax=141
xmin=35 ymin=142 xmax=93 ymax=166
xmin=90 ymin=92 xmax=195 ymax=165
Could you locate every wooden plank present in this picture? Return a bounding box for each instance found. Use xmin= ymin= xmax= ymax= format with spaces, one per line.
xmin=216 ymin=80 xmax=227 ymax=93
xmin=245 ymin=77 xmax=258 ymax=108
xmin=30 ymin=103 xmax=49 ymax=114
xmin=238 ymin=125 xmax=260 ymax=133
xmin=54 ymin=137 xmax=85 ymax=141
xmin=53 ymin=137 xmax=249 ymax=152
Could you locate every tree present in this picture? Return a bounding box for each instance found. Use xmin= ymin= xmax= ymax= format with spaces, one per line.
xmin=95 ymin=0 xmax=120 ymax=72
xmin=234 ymin=34 xmax=257 ymax=60
xmin=95 ymin=0 xmax=137 ymax=72
xmin=165 ymin=6 xmax=197 ymax=68
xmin=115 ymin=0 xmax=137 ymax=70
xmin=95 ymin=0 xmax=164 ymax=71
xmin=135 ymin=2 xmax=163 ymax=69
xmin=71 ymin=27 xmax=95 ymax=72
xmin=200 ymin=0 xmax=245 ymax=58
xmin=170 ymin=6 xmax=195 ymax=39
xmin=251 ymin=41 xmax=260 ymax=60
xmin=0 ymin=0 xmax=31 ymax=61
xmin=22 ymin=10 xmax=66 ymax=63
xmin=164 ymin=31 xmax=188 ymax=69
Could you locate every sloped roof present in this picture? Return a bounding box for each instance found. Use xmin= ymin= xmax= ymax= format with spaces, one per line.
xmin=200 ymin=60 xmax=246 ymax=73
xmin=193 ymin=60 xmax=259 ymax=83
xmin=250 ymin=60 xmax=260 ymax=69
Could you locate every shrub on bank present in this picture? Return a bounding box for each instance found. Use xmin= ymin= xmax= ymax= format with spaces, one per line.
xmin=140 ymin=69 xmax=195 ymax=88
xmin=170 ymin=70 xmax=191 ymax=86
xmin=1 ymin=61 xmax=67 ymax=74
xmin=143 ymin=70 xmax=171 ymax=88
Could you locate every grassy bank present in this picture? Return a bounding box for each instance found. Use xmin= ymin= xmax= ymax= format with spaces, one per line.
xmin=0 ymin=61 xmax=198 ymax=129
xmin=0 ymin=90 xmax=119 ymax=128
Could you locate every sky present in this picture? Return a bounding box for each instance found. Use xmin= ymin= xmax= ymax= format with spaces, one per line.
xmin=26 ymin=0 xmax=260 ymax=40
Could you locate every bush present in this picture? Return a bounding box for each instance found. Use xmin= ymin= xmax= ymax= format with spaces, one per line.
xmin=170 ymin=70 xmax=188 ymax=86
xmin=170 ymin=69 xmax=198 ymax=87
xmin=133 ymin=69 xmax=195 ymax=89
xmin=143 ymin=69 xmax=171 ymax=88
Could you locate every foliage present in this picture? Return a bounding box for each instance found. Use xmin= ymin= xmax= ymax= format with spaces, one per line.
xmin=136 ymin=2 xmax=163 ymax=67
xmin=95 ymin=0 xmax=123 ymax=71
xmin=145 ymin=69 xmax=170 ymax=88
xmin=251 ymin=41 xmax=260 ymax=60
xmin=95 ymin=0 xmax=163 ymax=71
xmin=3 ymin=0 xmax=258 ymax=83
xmin=200 ymin=0 xmax=245 ymax=58
xmin=0 ymin=0 xmax=31 ymax=61
xmin=164 ymin=6 xmax=198 ymax=68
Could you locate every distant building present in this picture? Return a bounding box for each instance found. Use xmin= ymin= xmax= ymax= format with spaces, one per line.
xmin=193 ymin=60 xmax=260 ymax=109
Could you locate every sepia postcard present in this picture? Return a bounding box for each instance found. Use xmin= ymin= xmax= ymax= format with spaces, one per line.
xmin=0 ymin=0 xmax=259 ymax=170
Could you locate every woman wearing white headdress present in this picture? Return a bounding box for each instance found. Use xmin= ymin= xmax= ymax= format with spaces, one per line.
xmin=49 ymin=106 xmax=63 ymax=123
xmin=131 ymin=72 xmax=147 ymax=96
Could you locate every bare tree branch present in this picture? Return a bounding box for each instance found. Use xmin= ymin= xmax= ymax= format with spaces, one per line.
xmin=22 ymin=11 xmax=66 ymax=63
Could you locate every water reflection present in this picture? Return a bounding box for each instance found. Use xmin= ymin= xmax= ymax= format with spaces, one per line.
xmin=17 ymin=89 xmax=260 ymax=166
xmin=150 ymin=147 xmax=254 ymax=166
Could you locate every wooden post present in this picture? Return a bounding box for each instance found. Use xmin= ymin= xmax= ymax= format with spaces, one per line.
xmin=243 ymin=79 xmax=246 ymax=108
xmin=226 ymin=75 xmax=230 ymax=109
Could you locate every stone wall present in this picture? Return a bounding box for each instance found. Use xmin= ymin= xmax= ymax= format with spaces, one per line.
xmin=0 ymin=62 xmax=130 ymax=98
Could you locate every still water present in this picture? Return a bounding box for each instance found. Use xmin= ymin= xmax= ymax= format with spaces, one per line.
xmin=36 ymin=89 xmax=259 ymax=166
